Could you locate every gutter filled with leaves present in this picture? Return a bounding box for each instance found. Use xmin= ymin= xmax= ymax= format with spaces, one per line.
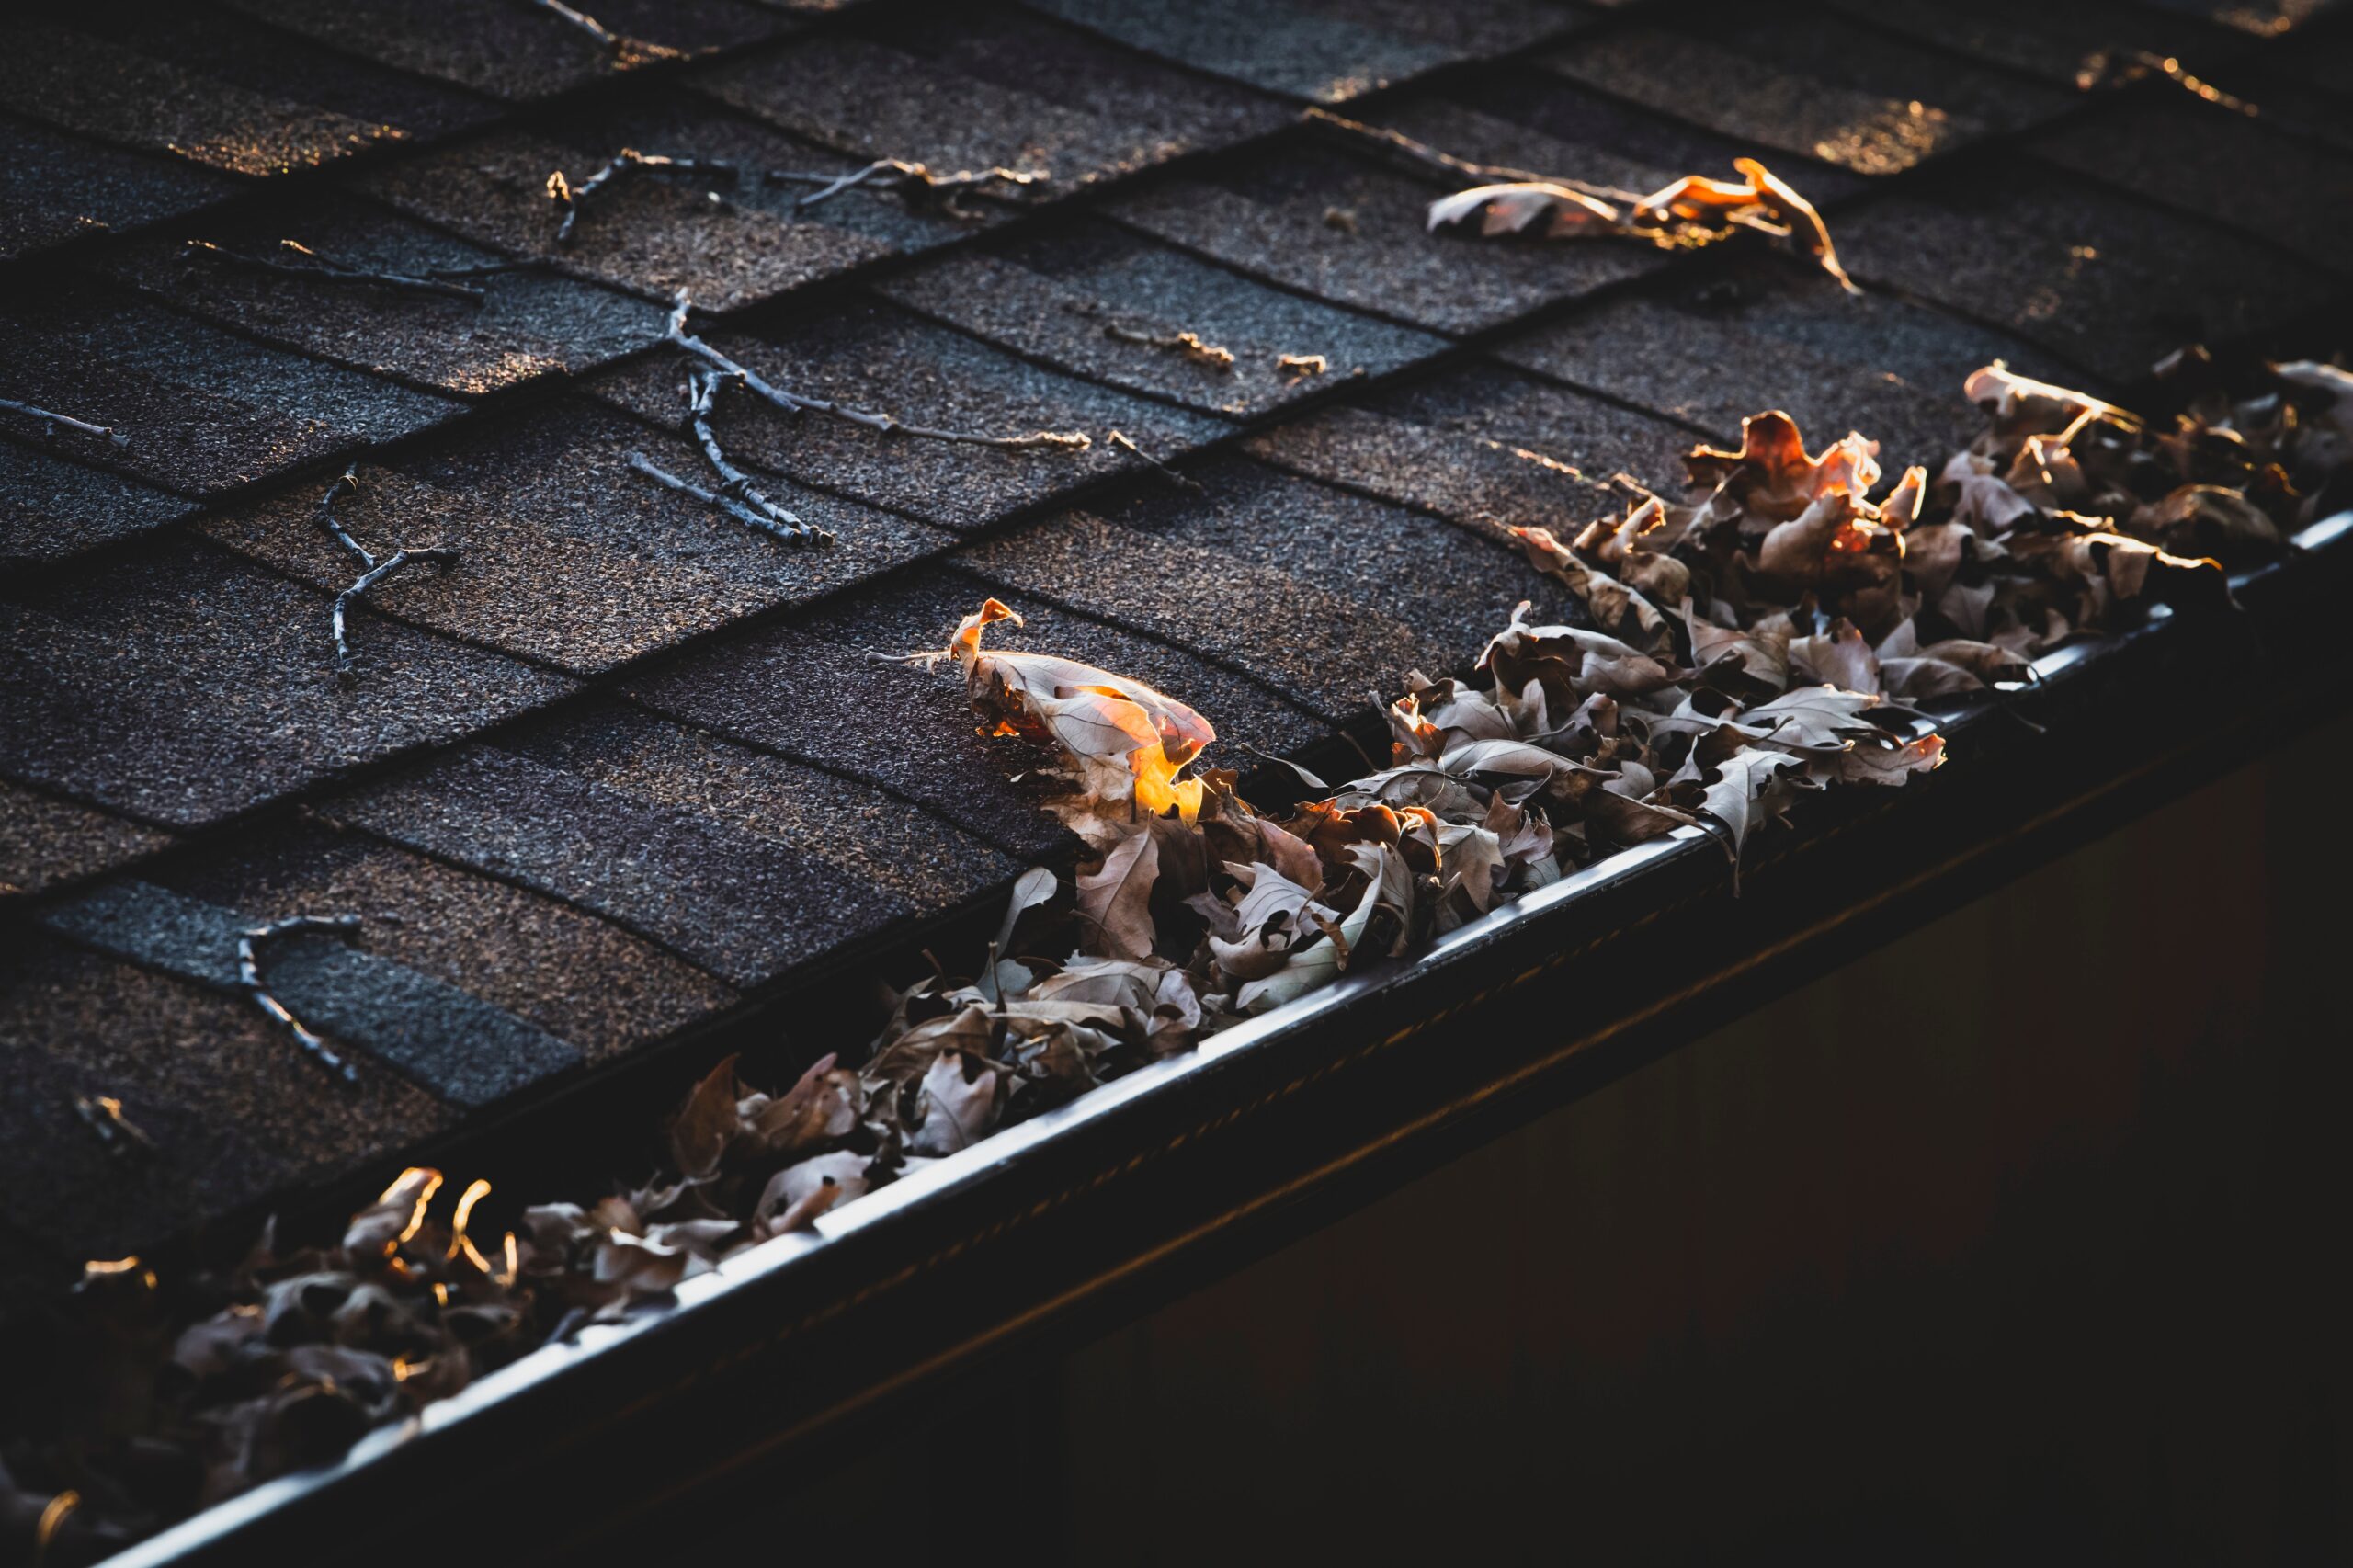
xmin=14 ymin=340 xmax=2351 ymax=1563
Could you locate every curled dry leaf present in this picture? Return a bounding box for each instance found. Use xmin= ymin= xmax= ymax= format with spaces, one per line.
xmin=1428 ymin=156 xmax=1856 ymax=290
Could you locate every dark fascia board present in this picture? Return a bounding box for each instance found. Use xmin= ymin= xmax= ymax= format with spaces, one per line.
xmin=110 ymin=510 xmax=2353 ymax=1566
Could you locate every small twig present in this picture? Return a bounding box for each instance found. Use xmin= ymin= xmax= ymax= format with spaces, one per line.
xmin=185 ymin=239 xmax=487 ymax=303
xmin=1304 ymin=106 xmax=1646 ymax=208
xmin=73 ymin=1095 xmax=153 ymax=1155
xmin=548 ymin=150 xmax=738 ymax=244
xmin=627 ymin=452 xmax=832 ymax=545
xmin=766 ymin=159 xmax=1045 ymax=218
xmin=313 ymin=466 xmax=460 ymax=680
xmin=238 ymin=915 xmax=365 ymax=1082
xmin=1104 ymin=324 xmax=1235 ymax=370
xmin=1277 ymin=353 xmax=1328 ymax=377
xmin=2077 ymin=49 xmax=2257 ymax=114
xmin=661 ymin=290 xmax=1091 ymax=450
xmin=517 ymin=0 xmax=624 ymax=51
xmin=1108 ymin=430 xmax=1199 ymax=491
xmin=0 ymin=397 xmax=126 ymax=446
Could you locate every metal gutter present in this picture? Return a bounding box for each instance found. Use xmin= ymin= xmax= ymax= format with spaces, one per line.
xmin=108 ymin=510 xmax=2353 ymax=1566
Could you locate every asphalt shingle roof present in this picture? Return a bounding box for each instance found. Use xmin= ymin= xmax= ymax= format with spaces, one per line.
xmin=3 ymin=0 xmax=2347 ymax=1276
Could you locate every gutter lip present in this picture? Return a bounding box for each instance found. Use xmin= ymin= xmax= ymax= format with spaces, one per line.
xmin=100 ymin=508 xmax=2353 ymax=1568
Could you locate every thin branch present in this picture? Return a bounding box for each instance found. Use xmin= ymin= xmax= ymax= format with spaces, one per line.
xmin=1107 ymin=430 xmax=1199 ymax=491
xmin=1277 ymin=353 xmax=1329 ymax=377
xmin=517 ymin=0 xmax=624 ymax=51
xmin=1103 ymin=324 xmax=1235 ymax=370
xmin=74 ymin=1095 xmax=153 ymax=1156
xmin=548 ymin=150 xmax=738 ymax=244
xmin=313 ymin=466 xmax=460 ymax=680
xmin=0 ymin=397 xmax=126 ymax=446
xmin=238 ymin=915 xmax=365 ymax=1082
xmin=2076 ymin=49 xmax=2258 ymax=114
xmin=765 ymin=158 xmax=1045 ymax=218
xmin=661 ymin=290 xmax=1091 ymax=450
xmin=185 ymin=239 xmax=487 ymax=303
xmin=335 ymin=550 xmax=458 ymax=678
xmin=678 ymin=365 xmax=830 ymax=543
xmin=627 ymin=452 xmax=832 ymax=546
xmin=1303 ymin=106 xmax=1646 ymax=207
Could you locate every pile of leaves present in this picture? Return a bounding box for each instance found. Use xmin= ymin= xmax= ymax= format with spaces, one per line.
xmin=12 ymin=352 xmax=2346 ymax=1562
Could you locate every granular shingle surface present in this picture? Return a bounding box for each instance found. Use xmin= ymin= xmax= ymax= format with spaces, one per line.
xmin=2 ymin=0 xmax=2345 ymax=1294
xmin=198 ymin=400 xmax=950 ymax=676
xmin=0 ymin=115 xmax=240 ymax=263
xmin=874 ymin=217 xmax=1447 ymax=416
xmin=0 ymin=780 xmax=173 ymax=901
xmin=1112 ymin=141 xmax=1665 ymax=335
xmin=0 ymin=539 xmax=574 ymax=827
xmin=100 ymin=196 xmax=670 ymax=399
xmin=1539 ymin=5 xmax=2073 ymax=176
xmin=585 ymin=300 xmax=1229 ymax=529
xmin=0 ymin=289 xmax=463 ymax=496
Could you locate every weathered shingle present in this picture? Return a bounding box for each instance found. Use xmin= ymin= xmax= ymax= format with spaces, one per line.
xmin=1834 ymin=165 xmax=2338 ymax=384
xmin=360 ymin=120 xmax=893 ymax=313
xmin=0 ymin=780 xmax=172 ymax=901
xmin=1246 ymin=363 xmax=1689 ymax=528
xmin=199 ymin=399 xmax=949 ymax=677
xmin=874 ymin=217 xmax=1447 ymax=417
xmin=0 ymin=440 xmax=197 ymax=563
xmin=99 ymin=195 xmax=669 ymax=400
xmin=220 ymin=0 xmax=790 ymax=103
xmin=155 ymin=820 xmax=739 ymax=1065
xmin=1816 ymin=0 xmax=2227 ymax=85
xmin=1336 ymin=67 xmax=1869 ymax=207
xmin=1539 ymin=4 xmax=2073 ymax=176
xmin=0 ymin=934 xmax=458 ymax=1259
xmin=324 ymin=703 xmax=1015 ymax=988
xmin=0 ymin=21 xmax=485 ymax=179
xmin=696 ymin=26 xmax=1280 ymax=193
xmin=1022 ymin=0 xmax=1580 ymax=103
xmin=623 ymin=566 xmax=1333 ymax=858
xmin=959 ymin=455 xmax=1563 ymax=719
xmin=0 ymin=114 xmax=239 ymax=263
xmin=585 ymin=300 xmax=1229 ymax=530
xmin=1112 ymin=141 xmax=1664 ymax=335
xmin=0 ymin=290 xmax=462 ymax=497
xmin=40 ymin=879 xmax=584 ymax=1108
xmin=0 ymin=538 xmax=574 ymax=828
xmin=1494 ymin=257 xmax=2082 ymax=464
xmin=2036 ymin=94 xmax=2353 ymax=276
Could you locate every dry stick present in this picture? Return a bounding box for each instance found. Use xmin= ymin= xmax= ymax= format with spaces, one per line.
xmin=315 ymin=466 xmax=460 ymax=680
xmin=1107 ymin=430 xmax=1199 ymax=491
xmin=549 ymin=151 xmax=738 ymax=244
xmin=238 ymin=915 xmax=365 ymax=1082
xmin=186 ymin=239 xmax=488 ymax=303
xmin=518 ymin=0 xmax=624 ymax=51
xmin=766 ymin=159 xmax=1045 ymax=214
xmin=676 ymin=365 xmax=831 ymax=544
xmin=1302 ymin=106 xmax=1646 ymax=208
xmin=0 ymin=397 xmax=126 ymax=446
xmin=1103 ymin=324 xmax=1235 ymax=370
xmin=627 ymin=453 xmax=830 ymax=546
xmin=73 ymin=1095 xmax=152 ymax=1155
xmin=660 ymin=290 xmax=1091 ymax=450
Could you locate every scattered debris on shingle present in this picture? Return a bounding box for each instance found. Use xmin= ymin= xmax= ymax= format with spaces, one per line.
xmin=237 ymin=912 xmax=368 ymax=1081
xmin=0 ymin=538 xmax=573 ymax=827
xmin=313 ymin=466 xmax=461 ymax=682
xmin=0 ymin=116 xmax=241 ymax=262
